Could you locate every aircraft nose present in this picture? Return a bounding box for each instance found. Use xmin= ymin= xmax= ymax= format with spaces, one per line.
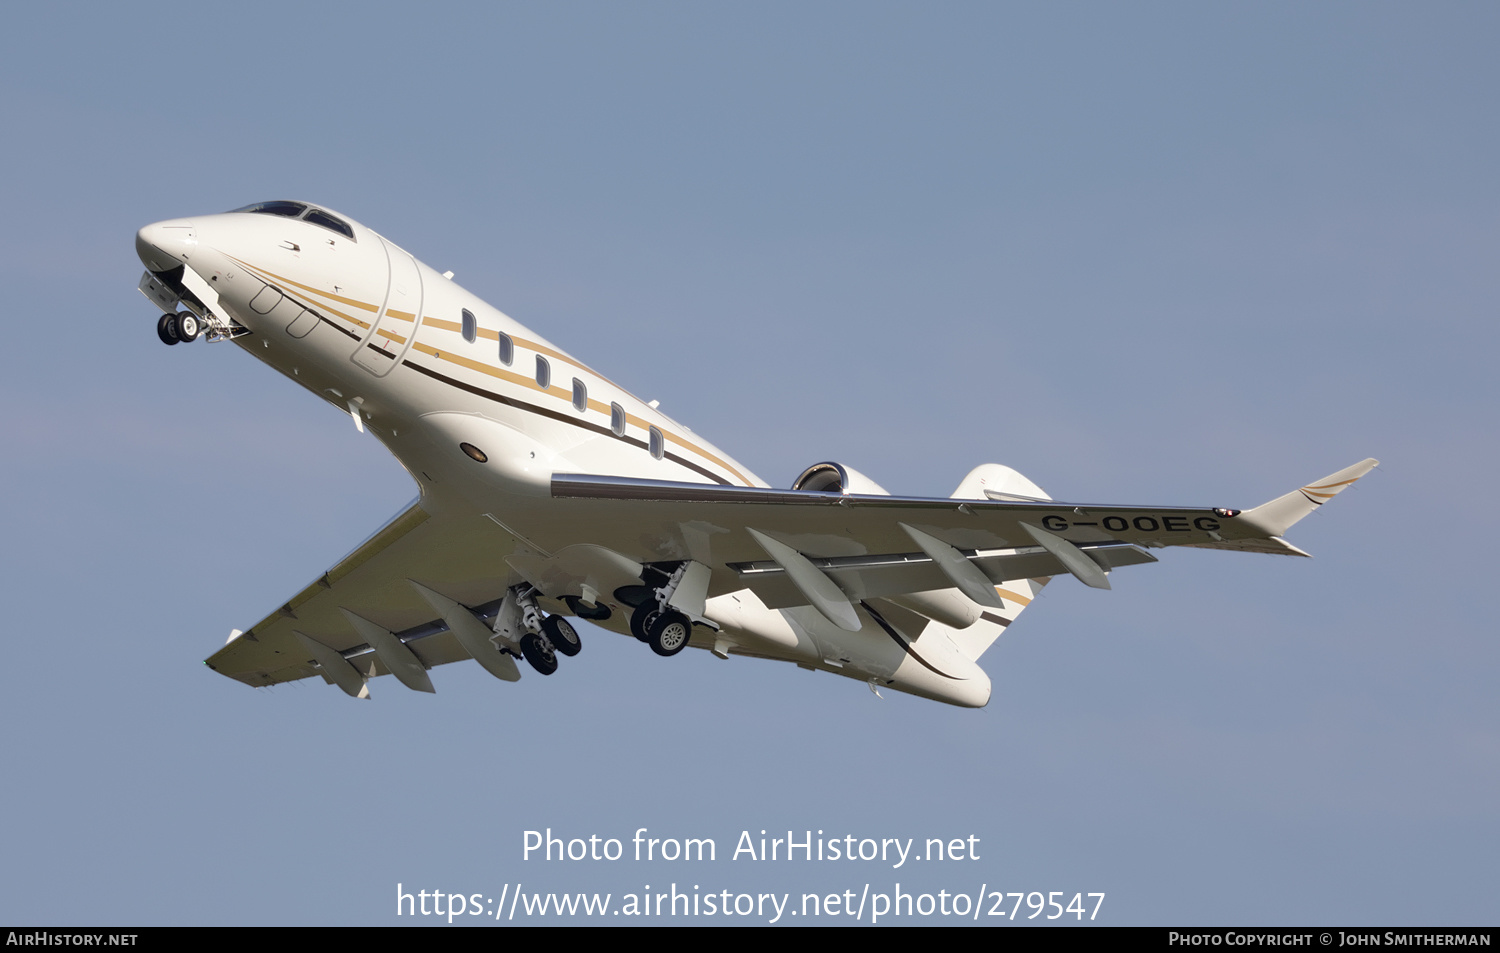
xmin=136 ymin=219 xmax=197 ymax=272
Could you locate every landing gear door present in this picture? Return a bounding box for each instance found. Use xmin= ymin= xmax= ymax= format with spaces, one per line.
xmin=352 ymin=235 xmax=424 ymax=377
xmin=138 ymin=271 xmax=180 ymax=313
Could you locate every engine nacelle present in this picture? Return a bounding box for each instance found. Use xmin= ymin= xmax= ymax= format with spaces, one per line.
xmin=791 ymin=461 xmax=891 ymax=496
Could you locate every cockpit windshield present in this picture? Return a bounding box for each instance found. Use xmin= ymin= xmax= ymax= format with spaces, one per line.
xmin=228 ymin=201 xmax=356 ymax=241
xmin=303 ymin=209 xmax=355 ymax=240
xmin=230 ymin=200 xmax=307 ymax=218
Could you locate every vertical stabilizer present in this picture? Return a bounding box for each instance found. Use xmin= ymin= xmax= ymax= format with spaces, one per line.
xmin=942 ymin=464 xmax=1055 ymax=661
xmin=939 ymin=575 xmax=1051 ymax=662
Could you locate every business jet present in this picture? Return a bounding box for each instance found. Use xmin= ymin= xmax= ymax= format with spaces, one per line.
xmin=135 ymin=201 xmax=1375 ymax=707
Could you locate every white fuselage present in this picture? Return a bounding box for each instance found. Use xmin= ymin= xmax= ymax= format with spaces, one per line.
xmin=137 ymin=205 xmax=993 ymax=707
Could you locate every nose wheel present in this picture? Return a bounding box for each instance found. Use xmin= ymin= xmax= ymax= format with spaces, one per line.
xmin=155 ymin=312 xmax=200 ymax=346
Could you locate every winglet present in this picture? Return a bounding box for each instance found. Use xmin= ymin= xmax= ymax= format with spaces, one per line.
xmin=1239 ymin=458 xmax=1378 ymax=538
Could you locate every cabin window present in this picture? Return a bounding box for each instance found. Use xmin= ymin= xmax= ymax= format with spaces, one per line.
xmin=498 ymin=333 xmax=513 ymax=365
xmin=611 ymin=402 xmax=626 ymax=436
xmin=535 ymin=355 xmax=551 ymax=389
xmin=572 ymin=378 xmax=587 ymax=412
xmin=461 ymin=309 xmax=477 ymax=343
xmin=648 ymin=426 xmax=664 ymax=460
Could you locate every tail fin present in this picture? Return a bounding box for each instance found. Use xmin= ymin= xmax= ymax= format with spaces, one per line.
xmin=1240 ymin=458 xmax=1379 ymax=537
xmin=951 ymin=463 xmax=1049 ymax=502
xmin=937 ymin=575 xmax=1051 ymax=662
xmin=942 ymin=464 xmax=1055 ymax=661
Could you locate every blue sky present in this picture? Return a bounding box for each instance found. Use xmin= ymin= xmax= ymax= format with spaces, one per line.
xmin=0 ymin=2 xmax=1495 ymax=925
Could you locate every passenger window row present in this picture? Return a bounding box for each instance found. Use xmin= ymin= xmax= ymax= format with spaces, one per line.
xmin=453 ymin=310 xmax=662 ymax=459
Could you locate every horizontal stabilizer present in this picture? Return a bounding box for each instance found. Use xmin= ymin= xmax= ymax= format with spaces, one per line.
xmin=1240 ymin=458 xmax=1378 ymax=538
xmin=731 ymin=541 xmax=1153 ymax=609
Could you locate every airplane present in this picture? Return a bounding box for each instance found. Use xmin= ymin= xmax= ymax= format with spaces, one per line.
xmin=134 ymin=200 xmax=1376 ymax=708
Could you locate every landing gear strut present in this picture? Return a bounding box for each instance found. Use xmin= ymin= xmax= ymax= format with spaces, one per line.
xmin=626 ymin=561 xmax=710 ymax=658
xmin=504 ymin=585 xmax=584 ymax=675
xmin=151 ymin=303 xmax=245 ymax=346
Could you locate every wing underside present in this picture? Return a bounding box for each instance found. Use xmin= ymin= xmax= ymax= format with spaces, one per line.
xmin=206 ymin=459 xmax=1375 ymax=695
xmin=206 ymin=499 xmax=529 ymax=690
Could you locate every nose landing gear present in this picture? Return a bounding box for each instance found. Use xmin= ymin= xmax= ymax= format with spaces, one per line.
xmin=152 ymin=308 xmax=245 ymax=346
xmin=156 ymin=312 xmax=201 ymax=345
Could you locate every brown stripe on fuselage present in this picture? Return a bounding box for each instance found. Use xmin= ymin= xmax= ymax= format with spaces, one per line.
xmin=229 ymin=258 xmax=755 ymax=486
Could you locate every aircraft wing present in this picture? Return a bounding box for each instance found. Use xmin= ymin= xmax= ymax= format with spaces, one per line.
xmin=207 ymin=459 xmax=1375 ymax=692
xmin=205 ymin=499 xmax=532 ymax=693
xmin=532 ymin=458 xmax=1378 ymax=613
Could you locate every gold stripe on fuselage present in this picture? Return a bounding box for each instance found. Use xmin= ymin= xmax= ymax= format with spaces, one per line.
xmin=231 ymin=258 xmax=756 ymax=486
xmin=994 ymin=587 xmax=1032 ymax=606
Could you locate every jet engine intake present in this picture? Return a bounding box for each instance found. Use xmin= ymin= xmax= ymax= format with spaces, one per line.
xmin=791 ymin=461 xmax=890 ymax=496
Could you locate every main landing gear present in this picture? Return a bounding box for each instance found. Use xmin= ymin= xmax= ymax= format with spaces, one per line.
xmin=542 ymin=614 xmax=582 ymax=657
xmin=630 ymin=605 xmax=693 ymax=657
xmin=518 ymin=630 xmax=557 ymax=676
xmin=507 ymin=586 xmax=584 ymax=677
xmin=625 ymin=562 xmax=710 ymax=658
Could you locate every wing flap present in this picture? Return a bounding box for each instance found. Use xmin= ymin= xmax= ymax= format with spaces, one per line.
xmin=552 ymin=474 xmax=1242 ymax=564
xmin=545 ymin=469 xmax=1366 ymax=581
xmin=729 ymin=542 xmax=1156 ymax=610
xmin=1177 ymin=536 xmax=1312 ymax=556
xmin=206 ymin=499 xmax=527 ymax=691
xmin=546 ymin=473 xmax=1237 ymax=583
